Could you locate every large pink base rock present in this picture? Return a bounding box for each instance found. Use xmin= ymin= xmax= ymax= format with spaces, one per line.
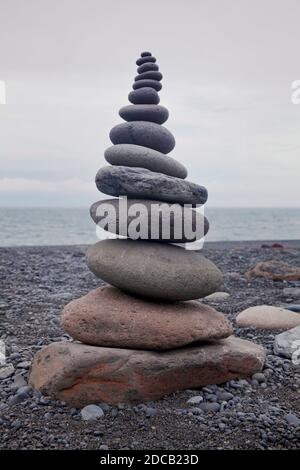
xmin=29 ymin=337 xmax=265 ymax=406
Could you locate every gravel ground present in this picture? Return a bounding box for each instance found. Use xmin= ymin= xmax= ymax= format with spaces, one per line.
xmin=0 ymin=241 xmax=299 ymax=450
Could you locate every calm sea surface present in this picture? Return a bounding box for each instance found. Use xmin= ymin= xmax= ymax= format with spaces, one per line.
xmin=0 ymin=207 xmax=299 ymax=247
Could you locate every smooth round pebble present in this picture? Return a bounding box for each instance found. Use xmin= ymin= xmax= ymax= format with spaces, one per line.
xmin=86 ymin=239 xmax=223 ymax=301
xmin=135 ymin=71 xmax=163 ymax=82
xmin=137 ymin=62 xmax=159 ymax=74
xmin=132 ymin=79 xmax=162 ymax=92
xmin=80 ymin=404 xmax=104 ymax=421
xmin=136 ymin=56 xmax=156 ymax=66
xmin=109 ymin=121 xmax=175 ymax=154
xmin=128 ymin=87 xmax=160 ymax=105
xmin=119 ymin=105 xmax=169 ymax=125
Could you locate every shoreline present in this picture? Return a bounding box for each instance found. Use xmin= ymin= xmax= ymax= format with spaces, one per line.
xmin=0 ymin=238 xmax=300 ymax=250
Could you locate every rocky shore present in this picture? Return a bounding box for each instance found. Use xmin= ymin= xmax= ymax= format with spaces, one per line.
xmin=0 ymin=241 xmax=299 ymax=450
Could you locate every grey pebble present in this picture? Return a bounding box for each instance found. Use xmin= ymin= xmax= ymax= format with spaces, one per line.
xmin=199 ymin=402 xmax=220 ymax=412
xmin=80 ymin=404 xmax=104 ymax=421
xmin=284 ymin=413 xmax=300 ymax=427
xmin=187 ymin=395 xmax=203 ymax=405
xmin=132 ymin=79 xmax=162 ymax=92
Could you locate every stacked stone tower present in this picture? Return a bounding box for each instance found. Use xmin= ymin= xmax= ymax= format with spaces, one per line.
xmin=29 ymin=52 xmax=265 ymax=406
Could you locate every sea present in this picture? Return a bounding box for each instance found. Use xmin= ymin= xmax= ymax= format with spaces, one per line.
xmin=0 ymin=207 xmax=299 ymax=247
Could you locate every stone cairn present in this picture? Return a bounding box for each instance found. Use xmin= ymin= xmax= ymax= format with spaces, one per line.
xmin=29 ymin=52 xmax=265 ymax=406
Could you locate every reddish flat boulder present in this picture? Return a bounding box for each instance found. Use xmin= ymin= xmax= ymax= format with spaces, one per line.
xmin=29 ymin=337 xmax=265 ymax=406
xmin=246 ymin=260 xmax=300 ymax=281
xmin=60 ymin=287 xmax=233 ymax=350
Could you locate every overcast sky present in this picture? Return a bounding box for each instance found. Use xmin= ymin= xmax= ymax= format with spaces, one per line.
xmin=0 ymin=0 xmax=299 ymax=208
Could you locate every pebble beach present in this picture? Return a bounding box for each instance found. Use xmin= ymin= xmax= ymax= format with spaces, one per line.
xmin=0 ymin=240 xmax=299 ymax=450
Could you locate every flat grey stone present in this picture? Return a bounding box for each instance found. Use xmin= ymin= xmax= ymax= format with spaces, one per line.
xmin=140 ymin=51 xmax=152 ymax=57
xmin=95 ymin=166 xmax=207 ymax=205
xmin=119 ymin=105 xmax=169 ymax=124
xmin=282 ymin=287 xmax=300 ymax=299
xmin=86 ymin=239 xmax=223 ymax=301
xmin=135 ymin=71 xmax=163 ymax=82
xmin=90 ymin=198 xmax=209 ymax=242
xmin=136 ymin=56 xmax=156 ymax=66
xmin=274 ymin=325 xmax=300 ymax=358
xmin=137 ymin=62 xmax=159 ymax=74
xmin=128 ymin=87 xmax=160 ymax=105
xmin=104 ymin=144 xmax=186 ymax=178
xmin=198 ymin=402 xmax=220 ymax=412
xmin=132 ymin=80 xmax=162 ymax=91
xmin=0 ymin=363 xmax=14 ymax=379
xmin=110 ymin=122 xmax=175 ymax=154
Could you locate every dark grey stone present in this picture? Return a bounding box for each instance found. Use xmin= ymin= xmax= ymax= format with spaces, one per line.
xmin=96 ymin=166 xmax=208 ymax=205
xmin=282 ymin=304 xmax=300 ymax=312
xmin=109 ymin=121 xmax=175 ymax=154
xmin=128 ymin=87 xmax=160 ymax=105
xmin=119 ymin=104 xmax=169 ymax=125
xmin=140 ymin=51 xmax=152 ymax=57
xmin=132 ymin=80 xmax=162 ymax=92
xmin=104 ymin=144 xmax=187 ymax=178
xmin=137 ymin=62 xmax=159 ymax=74
xmin=136 ymin=56 xmax=156 ymax=66
xmin=90 ymin=198 xmax=209 ymax=242
xmin=135 ymin=71 xmax=163 ymax=82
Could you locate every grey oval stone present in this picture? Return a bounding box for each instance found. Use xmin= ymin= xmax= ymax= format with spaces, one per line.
xmin=140 ymin=51 xmax=152 ymax=57
xmin=95 ymin=166 xmax=208 ymax=205
xmin=119 ymin=105 xmax=169 ymax=125
xmin=86 ymin=239 xmax=223 ymax=301
xmin=136 ymin=56 xmax=156 ymax=66
xmin=104 ymin=144 xmax=187 ymax=178
xmin=90 ymin=198 xmax=209 ymax=242
xmin=135 ymin=71 xmax=163 ymax=82
xmin=109 ymin=122 xmax=175 ymax=154
xmin=137 ymin=62 xmax=159 ymax=74
xmin=128 ymin=87 xmax=160 ymax=105
xmin=132 ymin=80 xmax=162 ymax=92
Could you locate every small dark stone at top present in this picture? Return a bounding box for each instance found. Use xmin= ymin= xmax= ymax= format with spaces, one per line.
xmin=136 ymin=56 xmax=156 ymax=66
xmin=141 ymin=51 xmax=152 ymax=57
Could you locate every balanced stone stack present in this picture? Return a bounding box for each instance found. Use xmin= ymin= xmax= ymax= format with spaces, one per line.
xmin=29 ymin=52 xmax=265 ymax=406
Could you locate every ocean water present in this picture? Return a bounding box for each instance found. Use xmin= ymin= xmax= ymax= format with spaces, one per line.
xmin=0 ymin=207 xmax=299 ymax=247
